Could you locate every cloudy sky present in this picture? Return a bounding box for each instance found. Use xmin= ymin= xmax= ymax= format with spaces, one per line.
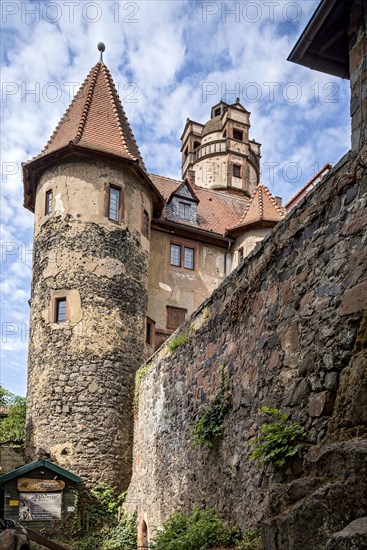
xmin=1 ymin=0 xmax=351 ymax=396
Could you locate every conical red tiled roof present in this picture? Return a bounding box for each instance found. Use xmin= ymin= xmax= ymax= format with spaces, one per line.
xmin=37 ymin=62 xmax=146 ymax=168
xmin=227 ymin=184 xmax=285 ymax=233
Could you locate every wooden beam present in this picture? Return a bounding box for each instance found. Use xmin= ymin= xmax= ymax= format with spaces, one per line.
xmin=26 ymin=528 xmax=70 ymax=550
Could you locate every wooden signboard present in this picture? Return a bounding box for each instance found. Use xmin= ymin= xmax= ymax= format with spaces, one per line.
xmin=17 ymin=478 xmax=65 ymax=493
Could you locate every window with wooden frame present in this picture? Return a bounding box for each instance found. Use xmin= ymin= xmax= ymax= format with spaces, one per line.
xmin=233 ymin=129 xmax=243 ymax=141
xmin=55 ymin=297 xmax=67 ymax=323
xmin=142 ymin=209 xmax=150 ymax=238
xmin=238 ymin=247 xmax=244 ymax=262
xmin=170 ymin=242 xmax=195 ymax=270
xmin=107 ymin=185 xmax=122 ymax=222
xmin=146 ymin=317 xmax=155 ymax=345
xmin=45 ymin=189 xmax=53 ymax=215
xmin=233 ymin=164 xmax=241 ymax=178
xmin=167 ymin=306 xmax=187 ymax=331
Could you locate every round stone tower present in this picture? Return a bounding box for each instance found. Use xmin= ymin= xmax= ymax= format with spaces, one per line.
xmin=23 ymin=51 xmax=163 ymax=490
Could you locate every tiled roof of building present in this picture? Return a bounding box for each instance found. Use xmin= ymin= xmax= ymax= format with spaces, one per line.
xmin=285 ymin=163 xmax=333 ymax=211
xmin=150 ymin=174 xmax=250 ymax=235
xmin=26 ymin=62 xmax=146 ymax=169
xmin=227 ymin=184 xmax=285 ymax=232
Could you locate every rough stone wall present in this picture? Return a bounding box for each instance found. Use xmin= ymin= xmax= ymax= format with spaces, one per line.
xmin=125 ymin=147 xmax=367 ymax=546
xmin=0 ymin=446 xmax=24 ymax=474
xmin=26 ymin=160 xmax=151 ymax=491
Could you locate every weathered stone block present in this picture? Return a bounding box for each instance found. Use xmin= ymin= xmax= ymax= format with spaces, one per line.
xmin=308 ymin=391 xmax=336 ymax=417
xmin=340 ymin=282 xmax=367 ymax=315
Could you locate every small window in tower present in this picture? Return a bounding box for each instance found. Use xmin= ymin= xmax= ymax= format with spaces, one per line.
xmin=45 ymin=189 xmax=53 ymax=215
xmin=184 ymin=147 xmax=188 ymax=160
xmin=214 ymin=107 xmax=221 ymax=117
xmin=193 ymin=141 xmax=201 ymax=150
xmin=233 ymin=129 xmax=243 ymax=141
xmin=179 ymin=202 xmax=191 ymax=221
xmin=56 ymin=298 xmax=67 ymax=323
xmin=108 ymin=186 xmax=121 ymax=222
xmin=223 ymin=130 xmax=227 ymax=138
xmin=238 ymin=247 xmax=244 ymax=263
xmin=170 ymin=243 xmax=181 ymax=267
xmin=167 ymin=306 xmax=187 ymax=331
xmin=142 ymin=209 xmax=150 ymax=237
xmin=233 ymin=164 xmax=241 ymax=178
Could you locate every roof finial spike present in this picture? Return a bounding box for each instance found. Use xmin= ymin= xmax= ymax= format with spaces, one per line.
xmin=97 ymin=42 xmax=106 ymax=63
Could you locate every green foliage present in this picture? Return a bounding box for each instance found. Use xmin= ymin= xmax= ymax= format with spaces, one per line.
xmin=167 ymin=331 xmax=190 ymax=351
xmin=0 ymin=384 xmax=26 ymax=444
xmin=192 ymin=366 xmax=231 ymax=447
xmin=238 ymin=529 xmax=262 ymax=550
xmin=82 ymin=483 xmax=126 ymax=531
xmin=74 ymin=514 xmax=136 ymax=550
xmin=249 ymin=406 xmax=307 ymax=468
xmin=150 ymin=507 xmax=241 ymax=550
xmin=134 ymin=365 xmax=149 ymax=412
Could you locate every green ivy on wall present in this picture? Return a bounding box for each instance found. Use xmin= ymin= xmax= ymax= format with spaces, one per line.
xmin=192 ymin=365 xmax=231 ymax=447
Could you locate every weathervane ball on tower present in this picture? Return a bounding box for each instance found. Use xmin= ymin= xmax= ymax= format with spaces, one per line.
xmin=98 ymin=42 xmax=106 ymax=63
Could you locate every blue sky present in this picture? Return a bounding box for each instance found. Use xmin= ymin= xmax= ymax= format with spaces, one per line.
xmin=1 ymin=0 xmax=351 ymax=396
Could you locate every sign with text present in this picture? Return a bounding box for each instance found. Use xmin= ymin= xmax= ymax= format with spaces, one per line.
xmin=19 ymin=493 xmax=62 ymax=521
xmin=17 ymin=478 xmax=65 ymax=492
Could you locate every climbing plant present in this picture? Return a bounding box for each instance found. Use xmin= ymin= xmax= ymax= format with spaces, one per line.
xmin=192 ymin=365 xmax=231 ymax=447
xmin=249 ymin=406 xmax=307 ymax=468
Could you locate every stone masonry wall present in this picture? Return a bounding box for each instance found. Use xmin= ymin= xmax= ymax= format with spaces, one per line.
xmin=125 ymin=147 xmax=367 ymax=547
xmin=26 ymin=160 xmax=151 ymax=491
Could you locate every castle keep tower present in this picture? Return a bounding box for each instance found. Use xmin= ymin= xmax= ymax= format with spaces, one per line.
xmin=23 ymin=47 xmax=163 ymax=489
xmin=181 ymin=100 xmax=261 ymax=196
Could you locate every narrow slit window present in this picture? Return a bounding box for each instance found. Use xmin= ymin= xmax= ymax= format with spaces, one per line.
xmin=109 ymin=186 xmax=121 ymax=222
xmin=170 ymin=244 xmax=181 ymax=267
xmin=238 ymin=247 xmax=244 ymax=262
xmin=143 ymin=209 xmax=150 ymax=237
xmin=56 ymin=298 xmax=67 ymax=323
xmin=45 ymin=190 xmax=53 ymax=215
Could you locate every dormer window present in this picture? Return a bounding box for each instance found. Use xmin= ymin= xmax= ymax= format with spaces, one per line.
xmin=179 ymin=202 xmax=191 ymax=221
xmin=214 ymin=107 xmax=221 ymax=117
xmin=233 ymin=129 xmax=243 ymax=141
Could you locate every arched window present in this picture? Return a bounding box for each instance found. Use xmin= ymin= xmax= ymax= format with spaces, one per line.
xmin=139 ymin=519 xmax=148 ymax=548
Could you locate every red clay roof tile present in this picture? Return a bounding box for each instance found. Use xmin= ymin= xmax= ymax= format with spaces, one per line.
xmin=32 ymin=62 xmax=146 ymax=169
xmin=150 ymin=173 xmax=250 ymax=235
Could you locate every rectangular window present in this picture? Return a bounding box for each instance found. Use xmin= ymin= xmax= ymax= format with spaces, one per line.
xmin=238 ymin=247 xmax=244 ymax=262
xmin=45 ymin=190 xmax=53 ymax=215
xmin=184 ymin=247 xmax=194 ymax=270
xmin=179 ymin=202 xmax=191 ymax=221
xmin=170 ymin=244 xmax=181 ymax=267
xmin=233 ymin=164 xmax=241 ymax=178
xmin=146 ymin=320 xmax=151 ymax=344
xmin=56 ymin=298 xmax=67 ymax=323
xmin=167 ymin=306 xmax=187 ymax=331
xmin=108 ymin=186 xmax=121 ymax=222
xmin=233 ymin=129 xmax=243 ymax=141
xmin=170 ymin=243 xmax=195 ymax=270
xmin=142 ymin=209 xmax=150 ymax=237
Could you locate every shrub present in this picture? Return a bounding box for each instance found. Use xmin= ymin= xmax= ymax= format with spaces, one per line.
xmin=167 ymin=331 xmax=190 ymax=351
xmin=249 ymin=406 xmax=307 ymax=468
xmin=150 ymin=507 xmax=241 ymax=550
xmin=192 ymin=366 xmax=231 ymax=447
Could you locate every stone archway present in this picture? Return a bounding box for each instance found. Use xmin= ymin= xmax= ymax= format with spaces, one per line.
xmin=138 ymin=519 xmax=149 ymax=548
